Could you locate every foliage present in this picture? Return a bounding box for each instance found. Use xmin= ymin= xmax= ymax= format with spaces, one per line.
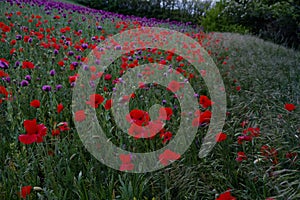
xmin=200 ymin=0 xmax=249 ymax=34
xmin=221 ymin=0 xmax=300 ymax=49
xmin=73 ymin=0 xmax=212 ymax=24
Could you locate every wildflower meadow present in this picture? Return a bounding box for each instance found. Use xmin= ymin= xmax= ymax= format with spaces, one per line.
xmin=0 ymin=0 xmax=299 ymax=199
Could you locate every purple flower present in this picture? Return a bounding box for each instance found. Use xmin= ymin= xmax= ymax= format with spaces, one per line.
xmin=71 ymin=62 xmax=78 ymax=67
xmin=49 ymin=69 xmax=56 ymax=76
xmin=70 ymin=82 xmax=76 ymax=87
xmin=115 ymin=45 xmax=122 ymax=50
xmin=89 ymin=81 xmax=95 ymax=88
xmin=97 ymin=26 xmax=102 ymax=30
xmin=75 ymin=55 xmax=81 ymax=61
xmin=162 ymin=100 xmax=167 ymax=104
xmin=25 ymin=75 xmax=31 ymax=81
xmin=5 ymin=77 xmax=11 ymax=83
xmin=14 ymin=61 xmax=20 ymax=68
xmin=68 ymin=51 xmax=74 ymax=56
xmin=42 ymin=85 xmax=52 ymax=92
xmin=83 ymin=65 xmax=89 ymax=71
xmin=54 ymin=49 xmax=59 ymax=55
xmin=0 ymin=60 xmax=9 ymax=69
xmin=81 ymin=43 xmax=88 ymax=49
xmin=95 ymin=60 xmax=100 ymax=65
xmin=28 ymin=38 xmax=33 ymax=43
xmin=56 ymin=84 xmax=62 ymax=91
xmin=20 ymin=80 xmax=29 ymax=87
xmin=16 ymin=35 xmax=22 ymax=40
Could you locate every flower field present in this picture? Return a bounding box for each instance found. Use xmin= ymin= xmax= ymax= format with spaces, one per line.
xmin=0 ymin=0 xmax=299 ymax=199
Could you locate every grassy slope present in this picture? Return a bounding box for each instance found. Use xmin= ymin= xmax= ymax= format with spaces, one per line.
xmin=150 ymin=33 xmax=300 ymax=199
xmin=223 ymin=33 xmax=299 ymax=198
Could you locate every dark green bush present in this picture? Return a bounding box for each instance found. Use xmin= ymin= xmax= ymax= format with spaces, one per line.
xmin=200 ymin=0 xmax=300 ymax=49
xmin=72 ymin=0 xmax=212 ymax=25
xmin=222 ymin=0 xmax=300 ymax=49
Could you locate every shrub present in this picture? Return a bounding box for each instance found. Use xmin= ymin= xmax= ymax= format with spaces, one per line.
xmin=200 ymin=0 xmax=249 ymax=34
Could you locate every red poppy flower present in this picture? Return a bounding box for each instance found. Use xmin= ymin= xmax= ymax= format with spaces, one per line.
xmin=86 ymin=94 xmax=104 ymax=108
xmin=167 ymin=80 xmax=181 ymax=92
xmin=216 ymin=190 xmax=236 ymax=200
xmin=10 ymin=39 xmax=16 ymax=45
xmin=128 ymin=123 xmax=145 ymax=138
xmin=57 ymin=103 xmax=64 ymax=114
xmin=104 ymin=99 xmax=112 ymax=110
xmin=216 ymin=132 xmax=227 ymax=142
xmin=119 ymin=154 xmax=131 ymax=164
xmin=160 ymin=131 xmax=173 ymax=144
xmin=10 ymin=48 xmax=16 ymax=55
xmin=0 ymin=70 xmax=9 ymax=77
xmin=126 ymin=109 xmax=150 ymax=126
xmin=159 ymin=107 xmax=173 ymax=120
xmin=104 ymin=74 xmax=112 ymax=80
xmin=22 ymin=61 xmax=35 ymax=69
xmin=20 ymin=185 xmax=32 ymax=199
xmin=176 ymin=56 xmax=183 ymax=62
xmin=119 ymin=154 xmax=134 ymax=171
xmin=57 ymin=122 xmax=70 ymax=132
xmin=236 ymin=151 xmax=247 ymax=162
xmin=237 ymin=135 xmax=252 ymax=144
xmin=89 ymin=66 xmax=96 ymax=72
xmin=52 ymin=129 xmax=60 ymax=136
xmin=19 ymin=119 xmax=47 ymax=144
xmin=23 ymin=35 xmax=30 ymax=42
xmin=284 ymin=103 xmax=296 ymax=112
xmin=199 ymin=95 xmax=213 ymax=109
xmin=243 ymin=127 xmax=260 ymax=137
xmin=240 ymin=120 xmax=248 ymax=127
xmin=159 ymin=149 xmax=180 ymax=166
xmin=192 ymin=110 xmax=212 ymax=126
xmin=30 ymin=99 xmax=40 ymax=108
xmin=0 ymin=85 xmax=8 ymax=97
xmin=200 ymin=70 xmax=206 ymax=77
xmin=69 ymin=75 xmax=77 ymax=84
xmin=74 ymin=110 xmax=86 ymax=122
xmin=58 ymin=60 xmax=64 ymax=66
xmin=1 ymin=25 xmax=11 ymax=33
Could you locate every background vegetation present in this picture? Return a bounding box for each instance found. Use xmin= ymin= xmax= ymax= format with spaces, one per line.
xmin=73 ymin=0 xmax=300 ymax=49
